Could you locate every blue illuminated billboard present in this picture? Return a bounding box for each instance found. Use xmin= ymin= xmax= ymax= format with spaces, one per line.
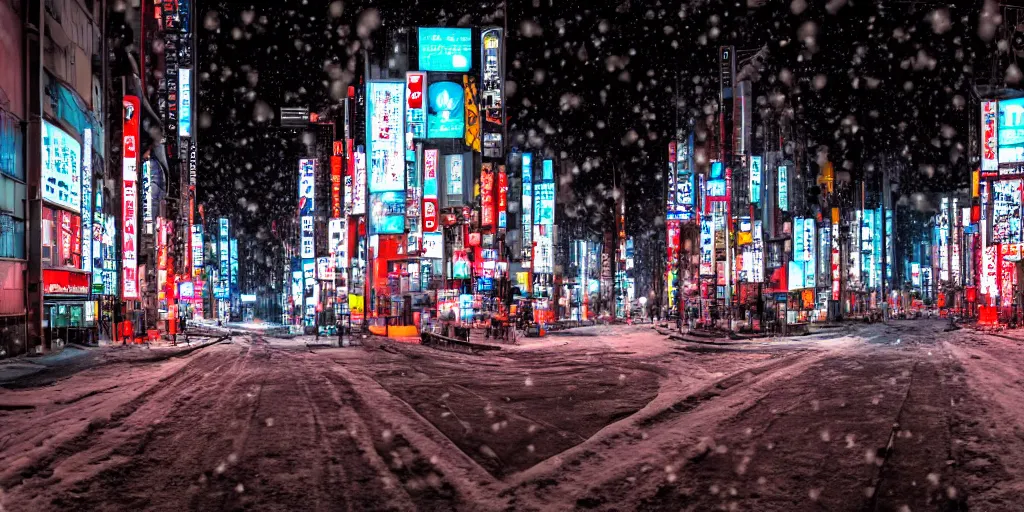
xmin=749 ymin=155 xmax=762 ymax=203
xmin=710 ymin=161 xmax=724 ymax=179
xmin=370 ymin=192 xmax=406 ymax=234
xmin=534 ymin=182 xmax=555 ymax=225
xmin=418 ymin=28 xmax=473 ymax=72
xmin=1000 ymin=97 xmax=1024 ymax=164
xmin=427 ymin=81 xmax=465 ymax=138
xmin=542 ymin=159 xmax=554 ymax=181
xmin=179 ymin=68 xmax=192 ymax=138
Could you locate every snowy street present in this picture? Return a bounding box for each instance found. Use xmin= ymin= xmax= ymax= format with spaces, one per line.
xmin=1 ymin=320 xmax=1023 ymax=511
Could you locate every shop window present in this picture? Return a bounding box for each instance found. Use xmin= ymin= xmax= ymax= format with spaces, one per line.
xmin=42 ymin=207 xmax=54 ymax=265
xmin=0 ymin=215 xmax=25 ymax=259
xmin=0 ymin=175 xmax=25 ymax=259
xmin=41 ymin=207 xmax=81 ymax=268
xmin=0 ymin=109 xmax=24 ymax=181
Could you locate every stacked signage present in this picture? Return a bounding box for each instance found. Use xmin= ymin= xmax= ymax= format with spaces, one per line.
xmin=521 ymin=153 xmax=533 ymax=260
xmin=122 ymin=96 xmax=141 ymax=300
xmin=533 ymin=160 xmax=555 ymax=274
xmin=217 ymin=218 xmax=229 ymax=299
xmin=481 ymin=28 xmax=504 ymax=158
xmin=191 ymin=225 xmax=204 ymax=270
xmin=787 ymin=217 xmax=816 ymax=291
xmin=367 ymin=81 xmax=406 ymax=235
xmin=299 ymin=159 xmax=316 ymax=258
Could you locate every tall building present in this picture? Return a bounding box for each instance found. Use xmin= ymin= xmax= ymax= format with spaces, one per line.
xmin=17 ymin=0 xmax=110 ymax=354
xmin=0 ymin=0 xmax=30 ymax=357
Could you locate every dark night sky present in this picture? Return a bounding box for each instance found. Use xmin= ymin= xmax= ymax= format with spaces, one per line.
xmin=194 ymin=0 xmax=996 ymax=289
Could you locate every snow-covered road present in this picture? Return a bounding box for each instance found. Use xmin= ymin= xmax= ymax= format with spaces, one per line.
xmin=0 ymin=320 xmax=1021 ymax=511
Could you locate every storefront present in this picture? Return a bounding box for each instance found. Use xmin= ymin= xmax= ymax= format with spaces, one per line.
xmin=42 ymin=269 xmax=95 ymax=346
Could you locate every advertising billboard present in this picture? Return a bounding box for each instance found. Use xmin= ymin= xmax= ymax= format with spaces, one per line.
xmin=427 ymin=81 xmax=465 ymax=139
xmin=481 ymin=28 xmax=504 ymax=126
xmin=81 ymin=129 xmax=92 ymax=274
xmin=328 ymin=217 xmax=347 ymax=267
xmin=794 ymin=217 xmax=806 ymax=263
xmin=291 ymin=270 xmax=302 ymax=306
xmin=445 ymin=153 xmax=464 ymax=202
xmin=711 ymin=161 xmax=724 ymax=179
xmin=179 ymin=281 xmax=195 ymax=300
xmin=230 ymin=238 xmax=239 ymax=291
xmin=303 ymin=259 xmax=316 ymax=318
xmin=481 ymin=164 xmax=495 ymax=228
xmin=534 ymin=182 xmax=555 ymax=225
xmin=497 ymin=166 xmax=508 ymax=229
xmin=750 ymin=220 xmax=764 ymax=283
xmin=367 ymin=81 xmax=405 ymax=193
xmin=299 ymin=159 xmax=316 ymax=259
xmin=330 ymin=155 xmax=342 ymax=218
xmin=317 ymin=256 xmax=334 ymax=281
xmin=706 ymin=179 xmax=727 ymax=199
xmin=982 ymin=245 xmax=998 ymax=297
xmin=699 ymin=218 xmax=715 ymax=276
xmin=121 ymin=96 xmax=141 ymax=300
xmin=992 ymin=179 xmax=1022 ymax=244
xmin=370 ymin=192 xmax=406 ymax=234
xmin=41 ymin=120 xmax=82 ymax=212
xmin=666 ymin=160 xmax=676 ymax=217
xmin=481 ymin=28 xmax=504 ymax=157
xmin=423 ymin=151 xmax=440 ymax=232
xmin=424 ymin=149 xmax=439 ymax=198
xmin=787 ymin=261 xmax=805 ymax=291
xmin=43 ymin=269 xmax=90 ymax=295
xmin=802 ymin=218 xmax=815 ymax=263
xmin=179 ymin=68 xmax=192 ymax=138
xmin=778 ymin=165 xmax=789 ymax=211
xmin=423 ymin=232 xmax=443 ymax=259
xmin=533 ymin=225 xmax=554 ymax=274
xmin=423 ymin=198 xmax=438 ymax=232
xmin=191 ymin=224 xmax=204 ymax=271
xmin=217 ymin=218 xmax=229 ymax=299
xmin=102 ymin=215 xmax=117 ymax=296
xmin=675 ymin=172 xmax=694 ymax=220
xmin=982 ymin=100 xmax=998 ymax=172
xmin=522 ymin=153 xmax=533 ymax=258
xmin=464 ymin=75 xmax=481 ymax=152
xmin=353 ymin=149 xmax=367 ymax=214
xmin=91 ymin=190 xmax=103 ymax=291
xmin=406 ymin=71 xmax=427 ymax=142
xmin=750 ymin=155 xmax=762 ymax=203
xmin=142 ymin=160 xmax=154 ymax=236
xmin=999 ymin=97 xmax=1024 ymax=165
xmin=418 ymin=27 xmax=472 ymax=72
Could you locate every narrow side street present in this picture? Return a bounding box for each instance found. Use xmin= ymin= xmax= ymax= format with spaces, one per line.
xmin=1 ymin=320 xmax=1023 ymax=511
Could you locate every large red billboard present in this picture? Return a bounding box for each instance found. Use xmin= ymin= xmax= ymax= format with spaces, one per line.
xmin=481 ymin=163 xmax=495 ymax=228
xmin=43 ymin=269 xmax=90 ymax=295
xmin=122 ymin=95 xmax=141 ymax=300
xmin=423 ymin=198 xmax=438 ymax=232
xmin=331 ymin=154 xmax=342 ymax=218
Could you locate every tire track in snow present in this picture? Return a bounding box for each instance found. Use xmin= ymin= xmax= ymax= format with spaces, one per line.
xmin=0 ymin=344 xmax=238 ymax=495
xmin=503 ymin=348 xmax=823 ymax=509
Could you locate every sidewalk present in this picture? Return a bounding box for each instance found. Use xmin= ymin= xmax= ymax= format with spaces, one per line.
xmin=0 ymin=332 xmax=229 ymax=386
xmin=0 ymin=344 xmax=95 ymax=384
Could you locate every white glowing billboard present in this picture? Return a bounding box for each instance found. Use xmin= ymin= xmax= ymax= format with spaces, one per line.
xmin=121 ymin=96 xmax=141 ymax=300
xmin=367 ymin=81 xmax=405 ymax=193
